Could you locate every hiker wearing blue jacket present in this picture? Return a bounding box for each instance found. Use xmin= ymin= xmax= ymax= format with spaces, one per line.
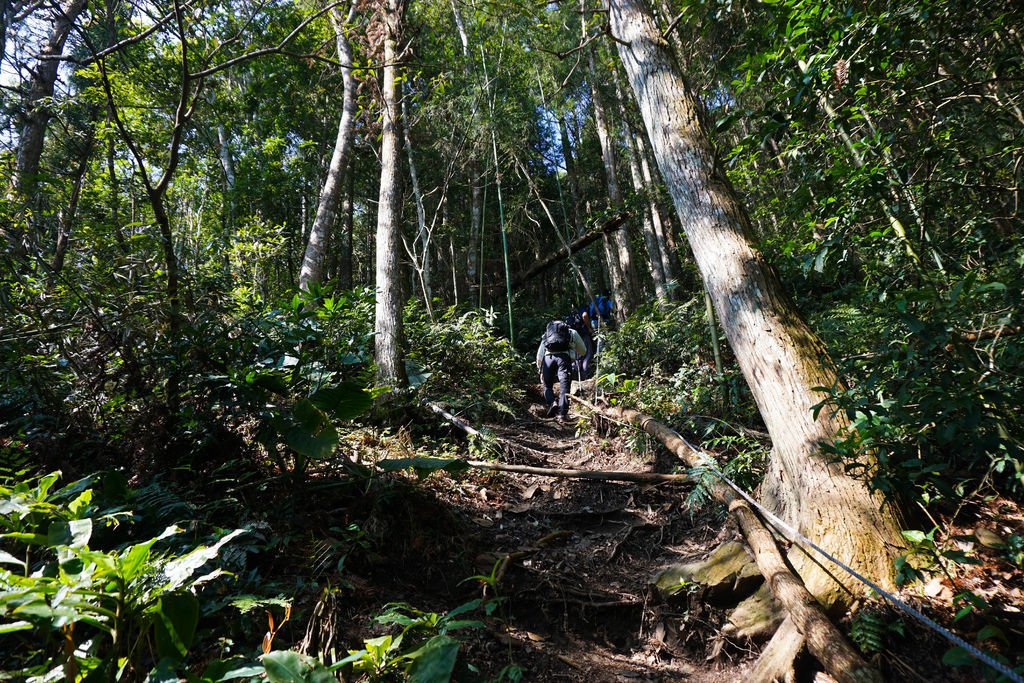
xmin=536 ymin=320 xmax=587 ymax=423
xmin=587 ymin=294 xmax=615 ymax=328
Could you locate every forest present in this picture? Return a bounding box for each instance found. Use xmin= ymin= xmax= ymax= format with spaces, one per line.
xmin=1 ymin=0 xmax=1022 ymax=680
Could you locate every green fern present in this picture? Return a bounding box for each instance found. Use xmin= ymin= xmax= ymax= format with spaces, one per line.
xmin=683 ymin=466 xmax=716 ymax=511
xmin=850 ymin=611 xmax=904 ymax=654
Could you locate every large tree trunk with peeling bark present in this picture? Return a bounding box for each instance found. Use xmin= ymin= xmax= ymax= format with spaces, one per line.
xmin=299 ymin=4 xmax=358 ymax=292
xmin=373 ymin=0 xmax=408 ymax=388
xmin=609 ymin=0 xmax=903 ymax=607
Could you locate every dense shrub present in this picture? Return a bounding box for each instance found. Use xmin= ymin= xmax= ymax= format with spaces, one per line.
xmin=405 ymin=305 xmax=531 ymax=421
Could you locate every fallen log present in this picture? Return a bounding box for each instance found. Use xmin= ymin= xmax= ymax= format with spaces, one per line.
xmin=466 ymin=459 xmax=690 ymax=485
xmin=509 ymin=212 xmax=629 ymax=288
xmin=583 ymin=400 xmax=882 ymax=683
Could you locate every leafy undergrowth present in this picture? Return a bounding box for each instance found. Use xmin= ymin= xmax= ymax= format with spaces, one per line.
xmin=4 ymin=386 xmax=1023 ymax=681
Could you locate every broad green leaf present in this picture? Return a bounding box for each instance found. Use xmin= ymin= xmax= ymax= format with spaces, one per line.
xmin=263 ymin=650 xmax=336 ymax=683
xmin=309 ymin=383 xmax=372 ymax=421
xmin=901 ymin=530 xmax=927 ymax=545
xmin=200 ymin=660 xmax=265 ymax=682
xmin=161 ymin=529 xmax=247 ymax=592
xmin=48 ymin=518 xmax=93 ymax=549
xmin=445 ymin=599 xmax=481 ymax=619
xmin=35 ymin=472 xmax=61 ymax=500
xmin=146 ymin=657 xmax=181 ymax=683
xmin=285 ymin=400 xmax=338 ymax=459
xmin=0 ymin=549 xmax=26 ymax=568
xmin=941 ymin=646 xmax=975 ymax=667
xmin=154 ymin=592 xmax=200 ymax=661
xmin=67 ymin=489 xmax=94 ymax=518
xmin=406 ymin=635 xmax=460 ymax=683
xmin=118 ymin=537 xmax=161 ymax=583
xmin=440 ymin=619 xmax=484 ymax=633
xmin=0 ymin=620 xmax=33 ymax=633
xmin=976 ymin=624 xmax=1008 ymax=645
xmin=405 ymin=360 xmax=432 ymax=389
xmin=248 ymin=371 xmax=289 ymax=395
xmin=2 ymin=532 xmax=48 ymax=546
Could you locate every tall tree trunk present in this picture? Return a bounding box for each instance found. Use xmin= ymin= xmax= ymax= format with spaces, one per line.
xmin=609 ymin=0 xmax=903 ymax=607
xmin=374 ymin=0 xmax=409 ymax=387
xmin=402 ymin=87 xmax=433 ymax=317
xmin=11 ymin=0 xmax=87 ymax=201
xmin=330 ymin=153 xmax=355 ymax=289
xmin=0 ymin=0 xmax=10 ymax=63
xmin=559 ymin=115 xmax=585 ymax=238
xmin=216 ymin=123 xmax=236 ymax=253
xmin=587 ymin=45 xmax=630 ymax=314
xmin=299 ymin=4 xmax=358 ymax=292
xmin=636 ymin=131 xmax=678 ymax=296
xmin=467 ymin=175 xmax=483 ymax=297
xmin=615 ymin=77 xmax=667 ymax=301
xmin=450 ymin=0 xmax=484 ymax=302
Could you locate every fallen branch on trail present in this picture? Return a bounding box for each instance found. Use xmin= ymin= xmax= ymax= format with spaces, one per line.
xmin=424 ymin=401 xmax=690 ymax=486
xmin=582 ymin=399 xmax=882 ymax=683
xmin=425 ymin=401 xmax=483 ymax=437
xmin=509 ymin=212 xmax=629 ymax=288
xmin=466 ymin=459 xmax=690 ymax=485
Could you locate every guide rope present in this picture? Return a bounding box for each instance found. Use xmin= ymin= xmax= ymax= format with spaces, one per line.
xmin=669 ymin=428 xmax=1024 ymax=683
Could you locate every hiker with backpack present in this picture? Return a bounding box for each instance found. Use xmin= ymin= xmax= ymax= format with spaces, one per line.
xmin=587 ymin=294 xmax=616 ymax=329
xmin=536 ymin=319 xmax=588 ymax=423
xmin=564 ymin=308 xmax=596 ymax=380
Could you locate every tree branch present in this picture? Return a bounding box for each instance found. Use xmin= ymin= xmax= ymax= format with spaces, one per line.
xmin=509 ymin=211 xmax=629 ymax=288
xmin=191 ymin=1 xmax=344 ymax=78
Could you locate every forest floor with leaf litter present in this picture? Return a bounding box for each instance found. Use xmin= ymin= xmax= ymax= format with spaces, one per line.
xmin=281 ymin=385 xmax=1024 ymax=683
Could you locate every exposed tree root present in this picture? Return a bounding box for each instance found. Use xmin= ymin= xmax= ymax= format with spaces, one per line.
xmin=429 ymin=396 xmax=880 ymax=682
xmin=584 ymin=400 xmax=882 ymax=683
xmin=724 ymin=583 xmax=786 ymax=640
xmin=654 ymin=540 xmax=762 ymax=603
xmin=749 ymin=616 xmax=805 ymax=683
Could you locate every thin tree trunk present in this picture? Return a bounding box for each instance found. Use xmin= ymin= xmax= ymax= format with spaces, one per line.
xmin=636 ymin=132 xmax=678 ymax=295
xmin=217 ymin=123 xmax=236 ymax=252
xmin=104 ymin=0 xmax=128 ymax=257
xmin=374 ymin=0 xmax=409 ymax=387
xmin=616 ymin=77 xmax=667 ymax=301
xmin=401 ymin=87 xmax=433 ymax=317
xmin=468 ymin=176 xmax=483 ymax=295
xmin=450 ymin=0 xmax=484 ymax=302
xmin=560 ymin=116 xmax=586 ymax=237
xmin=588 ymin=45 xmax=630 ymax=314
xmin=340 ymin=154 xmax=356 ymax=288
xmin=609 ymin=0 xmax=903 ymax=608
xmin=299 ymin=3 xmax=358 ymax=292
xmin=0 ymin=0 xmax=11 ymax=63
xmin=51 ymin=130 xmax=95 ymax=276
